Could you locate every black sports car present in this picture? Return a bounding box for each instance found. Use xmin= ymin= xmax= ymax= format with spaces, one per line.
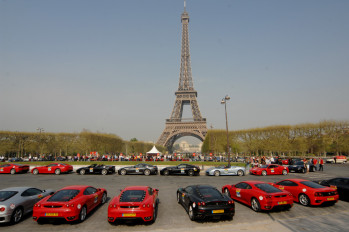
xmin=177 ymin=185 xmax=234 ymax=221
xmin=288 ymin=161 xmax=316 ymax=173
xmin=117 ymin=163 xmax=158 ymax=176
xmin=315 ymin=177 xmax=349 ymax=201
xmin=76 ymin=164 xmax=115 ymax=175
xmin=160 ymin=164 xmax=200 ymax=176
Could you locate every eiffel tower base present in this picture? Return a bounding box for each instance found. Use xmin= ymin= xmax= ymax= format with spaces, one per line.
xmin=157 ymin=121 xmax=207 ymax=152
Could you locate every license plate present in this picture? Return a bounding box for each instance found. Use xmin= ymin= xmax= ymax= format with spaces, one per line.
xmin=122 ymin=213 xmax=136 ymax=217
xmin=212 ymin=209 xmax=224 ymax=214
xmin=327 ymin=197 xmax=334 ymax=201
xmin=278 ymin=201 xmax=287 ymax=205
xmin=45 ymin=213 xmax=58 ymax=217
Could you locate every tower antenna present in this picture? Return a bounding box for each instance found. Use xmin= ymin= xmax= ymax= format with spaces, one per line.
xmin=184 ymin=0 xmax=186 ymax=11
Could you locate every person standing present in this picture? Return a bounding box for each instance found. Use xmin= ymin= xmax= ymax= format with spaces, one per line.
xmin=319 ymin=158 xmax=324 ymax=171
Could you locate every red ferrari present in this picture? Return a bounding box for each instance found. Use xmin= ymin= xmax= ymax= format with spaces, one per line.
xmin=222 ymin=181 xmax=293 ymax=212
xmin=33 ymin=185 xmax=107 ymax=223
xmin=108 ymin=186 xmax=159 ymax=224
xmin=271 ymin=179 xmax=339 ymax=206
xmin=31 ymin=163 xmax=73 ymax=175
xmin=249 ymin=164 xmax=288 ymax=176
xmin=0 ymin=163 xmax=29 ymax=174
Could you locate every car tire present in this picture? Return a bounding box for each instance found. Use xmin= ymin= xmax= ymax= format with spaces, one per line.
xmin=299 ymin=193 xmax=310 ymax=206
xmin=144 ymin=169 xmax=151 ymax=176
xmin=79 ymin=169 xmax=85 ymax=175
xmin=10 ymin=169 xmax=16 ymax=175
xmin=101 ymin=192 xmax=107 ymax=204
xmin=33 ymin=169 xmax=39 ymax=175
xmin=237 ymin=170 xmax=244 ymax=176
xmin=79 ymin=206 xmax=87 ymax=222
xmin=262 ymin=170 xmax=267 ymax=176
xmin=101 ymin=169 xmax=108 ymax=175
xmin=224 ymin=188 xmax=230 ymax=196
xmin=120 ymin=169 xmax=127 ymax=175
xmin=188 ymin=170 xmax=194 ymax=176
xmin=251 ymin=198 xmax=261 ymax=212
xmin=188 ymin=205 xmax=196 ymax=221
xmin=55 ymin=169 xmax=61 ymax=175
xmin=214 ymin=170 xmax=220 ymax=176
xmin=282 ymin=170 xmax=288 ymax=175
xmin=11 ymin=207 xmax=23 ymax=224
xmin=151 ymin=202 xmax=158 ymax=223
xmin=164 ymin=170 xmax=169 ymax=176
xmin=177 ymin=192 xmax=181 ymax=204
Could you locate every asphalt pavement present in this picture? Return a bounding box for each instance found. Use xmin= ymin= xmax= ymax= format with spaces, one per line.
xmin=0 ymin=163 xmax=348 ymax=232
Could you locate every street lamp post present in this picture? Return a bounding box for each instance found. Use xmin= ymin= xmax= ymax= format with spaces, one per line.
xmin=221 ymin=95 xmax=230 ymax=166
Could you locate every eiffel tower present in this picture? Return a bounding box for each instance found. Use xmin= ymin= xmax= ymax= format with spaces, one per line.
xmin=157 ymin=1 xmax=207 ymax=151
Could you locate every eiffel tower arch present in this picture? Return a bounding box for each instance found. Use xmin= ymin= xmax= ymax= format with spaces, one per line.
xmin=157 ymin=2 xmax=207 ymax=152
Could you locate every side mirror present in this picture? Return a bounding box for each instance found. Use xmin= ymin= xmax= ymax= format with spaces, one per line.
xmin=154 ymin=188 xmax=159 ymax=192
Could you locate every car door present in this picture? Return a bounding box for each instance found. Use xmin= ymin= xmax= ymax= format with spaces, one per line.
xmin=21 ymin=188 xmax=44 ymax=214
xmin=83 ymin=187 xmax=99 ymax=211
xmin=176 ymin=165 xmax=186 ymax=175
xmin=276 ymin=180 xmax=299 ymax=201
xmin=233 ymin=183 xmax=248 ymax=204
xmin=182 ymin=187 xmax=194 ymax=208
xmin=267 ymin=165 xmax=277 ymax=175
xmin=227 ymin=167 xmax=236 ymax=175
xmin=0 ymin=164 xmax=10 ymax=173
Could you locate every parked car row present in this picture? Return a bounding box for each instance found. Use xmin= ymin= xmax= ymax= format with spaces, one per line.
xmin=1 ymin=177 xmax=344 ymax=225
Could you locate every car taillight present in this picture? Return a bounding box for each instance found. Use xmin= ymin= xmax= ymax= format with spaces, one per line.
xmin=66 ymin=204 xmax=74 ymax=207
xmin=228 ymin=201 xmax=233 ymax=204
xmin=314 ymin=192 xmax=323 ymax=197
xmin=197 ymin=202 xmax=205 ymax=206
xmin=265 ymin=195 xmax=272 ymax=199
xmin=109 ymin=204 xmax=117 ymax=208
xmin=34 ymin=204 xmax=41 ymax=207
xmin=0 ymin=207 xmax=5 ymax=212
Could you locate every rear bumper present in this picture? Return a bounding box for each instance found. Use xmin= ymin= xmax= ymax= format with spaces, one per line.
xmin=108 ymin=208 xmax=154 ymax=222
xmin=33 ymin=207 xmax=80 ymax=222
xmin=310 ymin=195 xmax=339 ymax=205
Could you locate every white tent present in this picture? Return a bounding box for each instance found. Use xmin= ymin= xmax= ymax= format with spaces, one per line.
xmin=146 ymin=145 xmax=162 ymax=155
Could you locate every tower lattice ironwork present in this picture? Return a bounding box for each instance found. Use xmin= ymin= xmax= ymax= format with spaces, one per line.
xmin=157 ymin=2 xmax=207 ymax=151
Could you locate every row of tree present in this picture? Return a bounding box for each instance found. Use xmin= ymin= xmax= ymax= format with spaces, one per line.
xmin=0 ymin=130 xmax=166 ymax=158
xmin=202 ymin=120 xmax=349 ymax=156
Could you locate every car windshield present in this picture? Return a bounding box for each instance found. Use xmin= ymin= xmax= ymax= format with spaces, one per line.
xmin=48 ymin=189 xmax=80 ymax=202
xmin=301 ymin=181 xmax=326 ymax=189
xmin=295 ymin=161 xmax=304 ymax=165
xmin=0 ymin=191 xmax=18 ymax=202
xmin=255 ymin=183 xmax=283 ymax=193
xmin=197 ymin=187 xmax=222 ymax=200
xmin=120 ymin=190 xmax=146 ymax=202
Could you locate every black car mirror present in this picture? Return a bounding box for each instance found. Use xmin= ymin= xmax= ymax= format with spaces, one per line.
xmin=155 ymin=189 xmax=159 ymax=192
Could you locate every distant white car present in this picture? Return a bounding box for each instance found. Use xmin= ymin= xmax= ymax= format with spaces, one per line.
xmin=205 ymin=165 xmax=245 ymax=176
xmin=326 ymin=156 xmax=347 ymax=164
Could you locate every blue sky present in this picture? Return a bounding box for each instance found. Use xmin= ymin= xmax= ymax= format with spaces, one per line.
xmin=1 ymin=0 xmax=349 ymax=144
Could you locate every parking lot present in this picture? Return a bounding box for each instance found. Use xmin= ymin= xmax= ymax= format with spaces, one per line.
xmin=0 ymin=163 xmax=348 ymax=232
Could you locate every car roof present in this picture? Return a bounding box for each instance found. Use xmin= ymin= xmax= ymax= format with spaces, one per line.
xmin=60 ymin=185 xmax=90 ymax=190
xmin=279 ymin=179 xmax=308 ymax=183
xmin=0 ymin=187 xmax=32 ymax=192
xmin=241 ymin=181 xmax=266 ymax=185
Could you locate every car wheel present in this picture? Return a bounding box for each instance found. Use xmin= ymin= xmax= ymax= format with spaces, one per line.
xmin=10 ymin=169 xmax=16 ymax=175
xmin=120 ymin=169 xmax=127 ymax=175
xmin=101 ymin=169 xmax=108 ymax=175
xmin=101 ymin=192 xmax=107 ymax=204
xmin=33 ymin=169 xmax=39 ymax=175
xmin=151 ymin=202 xmax=158 ymax=223
xmin=188 ymin=205 xmax=196 ymax=221
xmin=188 ymin=170 xmax=194 ymax=176
xmin=79 ymin=169 xmax=85 ymax=175
xmin=224 ymin=188 xmax=230 ymax=196
xmin=251 ymin=198 xmax=261 ymax=212
xmin=11 ymin=207 xmax=23 ymax=224
xmin=55 ymin=169 xmax=61 ymax=175
xmin=299 ymin=193 xmax=310 ymax=206
xmin=237 ymin=170 xmax=244 ymax=176
xmin=214 ymin=170 xmax=220 ymax=176
xmin=144 ymin=169 xmax=151 ymax=176
xmin=164 ymin=170 xmax=169 ymax=176
xmin=177 ymin=192 xmax=181 ymax=204
xmin=262 ymin=170 xmax=267 ymax=176
xmin=79 ymin=206 xmax=87 ymax=222
xmin=282 ymin=169 xmax=288 ymax=175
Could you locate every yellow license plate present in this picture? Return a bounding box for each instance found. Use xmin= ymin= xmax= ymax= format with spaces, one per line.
xmin=212 ymin=209 xmax=224 ymax=214
xmin=45 ymin=213 xmax=58 ymax=217
xmin=122 ymin=213 xmax=136 ymax=217
xmin=327 ymin=197 xmax=334 ymax=201
xmin=278 ymin=201 xmax=287 ymax=205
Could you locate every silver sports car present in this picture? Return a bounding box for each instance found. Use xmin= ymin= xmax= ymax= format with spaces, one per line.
xmin=205 ymin=165 xmax=246 ymax=176
xmin=0 ymin=187 xmax=54 ymax=224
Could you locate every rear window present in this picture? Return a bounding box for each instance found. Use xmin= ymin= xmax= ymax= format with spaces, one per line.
xmin=197 ymin=187 xmax=222 ymax=200
xmin=255 ymin=183 xmax=283 ymax=193
xmin=120 ymin=190 xmax=146 ymax=202
xmin=0 ymin=191 xmax=18 ymax=202
xmin=301 ymin=181 xmax=326 ymax=189
xmin=48 ymin=189 xmax=80 ymax=202
xmin=295 ymin=161 xmax=304 ymax=165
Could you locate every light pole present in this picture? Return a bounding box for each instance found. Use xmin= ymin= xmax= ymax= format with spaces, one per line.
xmin=221 ymin=95 xmax=230 ymax=166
